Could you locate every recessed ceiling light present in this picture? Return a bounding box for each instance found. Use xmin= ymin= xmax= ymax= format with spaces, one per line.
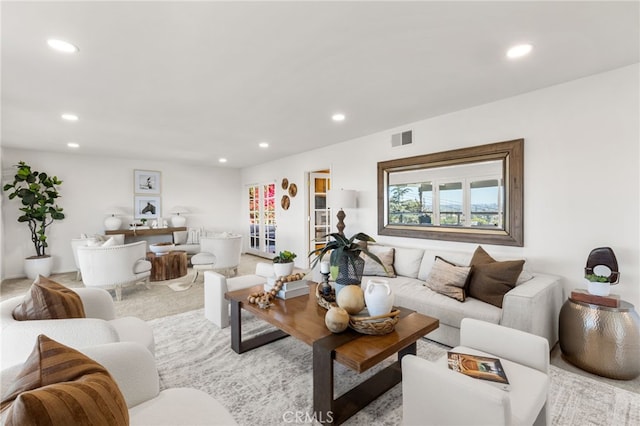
xmin=218 ymin=158 xmax=228 ymax=163
xmin=61 ymin=113 xmax=79 ymax=121
xmin=47 ymin=39 xmax=79 ymax=53
xmin=506 ymin=44 xmax=533 ymax=59
xmin=259 ymin=142 xmax=269 ymax=148
xmin=67 ymin=142 xmax=79 ymax=148
xmin=332 ymin=113 xmax=346 ymax=122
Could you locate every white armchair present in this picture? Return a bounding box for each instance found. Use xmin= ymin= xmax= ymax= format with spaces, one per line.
xmin=0 ymin=287 xmax=154 ymax=367
xmin=0 ymin=341 xmax=237 ymax=425
xmin=191 ymin=233 xmax=243 ymax=282
xmin=402 ymin=318 xmax=550 ymax=426
xmin=77 ymin=240 xmax=151 ymax=301
xmin=71 ymin=234 xmax=125 ymax=280
xmin=204 ymin=262 xmax=275 ymax=328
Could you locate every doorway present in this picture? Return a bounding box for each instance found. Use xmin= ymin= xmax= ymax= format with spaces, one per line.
xmin=246 ymin=183 xmax=276 ymax=258
xmin=308 ymin=171 xmax=331 ymax=257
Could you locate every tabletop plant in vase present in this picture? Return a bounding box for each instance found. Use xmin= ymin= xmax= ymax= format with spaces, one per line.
xmin=585 ymin=273 xmax=611 ymax=296
xmin=273 ymin=250 xmax=297 ymax=277
xmin=3 ymin=161 xmax=65 ymax=279
xmin=309 ymin=232 xmax=385 ymax=295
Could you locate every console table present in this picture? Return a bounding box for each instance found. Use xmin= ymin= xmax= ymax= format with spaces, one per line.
xmin=559 ymin=296 xmax=640 ymax=380
xmin=105 ymin=227 xmax=186 ymax=237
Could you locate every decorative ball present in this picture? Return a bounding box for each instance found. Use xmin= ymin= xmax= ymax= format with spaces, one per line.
xmin=337 ymin=285 xmax=365 ymax=315
xmin=325 ymin=307 xmax=349 ymax=333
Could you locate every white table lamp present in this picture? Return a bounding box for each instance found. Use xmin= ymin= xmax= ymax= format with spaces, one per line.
xmin=104 ymin=207 xmax=124 ymax=231
xmin=170 ymin=206 xmax=189 ymax=227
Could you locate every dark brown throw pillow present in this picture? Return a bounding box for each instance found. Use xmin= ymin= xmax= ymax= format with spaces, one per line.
xmin=468 ymin=246 xmax=524 ymax=308
xmin=12 ymin=276 xmax=86 ymax=321
xmin=0 ymin=335 xmax=129 ymax=426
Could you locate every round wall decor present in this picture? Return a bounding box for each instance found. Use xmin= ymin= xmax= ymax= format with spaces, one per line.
xmin=281 ymin=178 xmax=289 ymax=190
xmin=281 ymin=195 xmax=290 ymax=210
xmin=288 ymin=183 xmax=298 ymax=197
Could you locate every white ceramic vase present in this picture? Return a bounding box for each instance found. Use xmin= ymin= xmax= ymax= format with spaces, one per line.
xmin=364 ymin=279 xmax=394 ymax=317
xmin=24 ymin=255 xmax=53 ymax=280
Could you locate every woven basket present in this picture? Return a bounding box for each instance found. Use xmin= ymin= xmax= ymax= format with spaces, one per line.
xmin=315 ymin=283 xmax=337 ymax=310
xmin=349 ymin=309 xmax=400 ymax=335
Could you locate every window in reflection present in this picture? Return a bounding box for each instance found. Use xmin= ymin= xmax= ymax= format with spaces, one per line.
xmin=387 ymin=160 xmax=503 ymax=229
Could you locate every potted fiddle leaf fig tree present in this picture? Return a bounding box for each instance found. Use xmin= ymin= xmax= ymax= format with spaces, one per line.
xmin=3 ymin=161 xmax=65 ymax=279
xmin=273 ymin=250 xmax=297 ymax=277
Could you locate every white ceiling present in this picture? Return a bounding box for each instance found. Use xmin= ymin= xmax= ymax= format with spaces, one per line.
xmin=2 ymin=1 xmax=638 ymax=168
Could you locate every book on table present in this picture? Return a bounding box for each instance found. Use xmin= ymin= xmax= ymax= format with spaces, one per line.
xmin=276 ymin=286 xmax=309 ymax=300
xmin=447 ymin=352 xmax=510 ymax=391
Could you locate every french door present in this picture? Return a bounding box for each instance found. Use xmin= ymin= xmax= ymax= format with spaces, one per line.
xmin=247 ymin=183 xmax=276 ymax=258
xmin=309 ymin=172 xmax=331 ymax=254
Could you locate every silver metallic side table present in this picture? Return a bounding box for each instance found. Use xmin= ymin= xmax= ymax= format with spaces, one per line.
xmin=559 ymin=297 xmax=640 ymax=380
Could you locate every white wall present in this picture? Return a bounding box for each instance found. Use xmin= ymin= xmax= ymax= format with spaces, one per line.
xmin=1 ymin=150 xmax=242 ymax=278
xmin=242 ymin=64 xmax=640 ymax=308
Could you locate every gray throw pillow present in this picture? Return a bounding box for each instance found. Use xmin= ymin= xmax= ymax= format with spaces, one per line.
xmin=424 ymin=256 xmax=470 ymax=302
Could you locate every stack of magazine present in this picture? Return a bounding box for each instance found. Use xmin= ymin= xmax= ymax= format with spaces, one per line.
xmin=264 ymin=277 xmax=310 ymax=300
xmin=447 ymin=351 xmax=510 ymax=391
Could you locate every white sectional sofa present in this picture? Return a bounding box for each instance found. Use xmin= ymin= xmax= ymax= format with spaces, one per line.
xmin=204 ymin=244 xmax=564 ymax=349
xmin=366 ymin=245 xmax=564 ymax=347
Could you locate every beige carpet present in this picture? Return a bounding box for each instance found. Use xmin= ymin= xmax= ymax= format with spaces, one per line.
xmin=150 ymin=308 xmax=640 ymax=426
xmin=2 ymin=253 xmax=638 ymax=395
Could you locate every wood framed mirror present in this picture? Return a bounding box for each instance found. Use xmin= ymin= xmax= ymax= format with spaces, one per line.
xmin=377 ymin=139 xmax=524 ymax=246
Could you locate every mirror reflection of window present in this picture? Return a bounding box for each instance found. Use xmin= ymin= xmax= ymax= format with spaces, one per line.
xmin=439 ymin=181 xmax=463 ymax=226
xmin=470 ymin=179 xmax=503 ymax=228
xmin=387 ymin=160 xmax=503 ymax=229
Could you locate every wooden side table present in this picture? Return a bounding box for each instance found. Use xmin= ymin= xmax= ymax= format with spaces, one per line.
xmin=559 ymin=296 xmax=640 ymax=380
xmin=147 ymin=250 xmax=188 ymax=282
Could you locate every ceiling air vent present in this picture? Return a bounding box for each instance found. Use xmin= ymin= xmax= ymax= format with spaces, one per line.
xmin=391 ymin=130 xmax=412 ymax=147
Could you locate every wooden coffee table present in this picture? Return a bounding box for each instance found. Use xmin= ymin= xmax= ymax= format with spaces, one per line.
xmin=146 ymin=250 xmax=188 ymax=282
xmin=225 ymin=283 xmax=439 ymax=425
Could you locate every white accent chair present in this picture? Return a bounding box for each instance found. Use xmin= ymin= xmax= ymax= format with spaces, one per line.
xmin=402 ymin=318 xmax=550 ymax=426
xmin=204 ymin=262 xmax=275 ymax=328
xmin=0 ymin=287 xmax=155 ymax=367
xmin=71 ymin=234 xmax=125 ymax=280
xmin=191 ymin=233 xmax=243 ymax=282
xmin=77 ymin=241 xmax=151 ymax=301
xmin=172 ymin=230 xmax=201 ymax=256
xmin=0 ymin=341 xmax=237 ymax=426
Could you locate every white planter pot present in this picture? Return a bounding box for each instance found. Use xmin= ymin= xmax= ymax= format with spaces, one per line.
xmin=24 ymin=256 xmax=53 ymax=280
xmin=273 ymin=262 xmax=294 ymax=278
xmin=587 ymin=280 xmax=611 ymax=296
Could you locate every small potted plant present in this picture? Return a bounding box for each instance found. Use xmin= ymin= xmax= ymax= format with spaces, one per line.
xmin=309 ymin=232 xmax=386 ymax=294
xmin=585 ymin=273 xmax=611 ymax=296
xmin=273 ymin=250 xmax=297 ymax=277
xmin=3 ymin=161 xmax=65 ymax=279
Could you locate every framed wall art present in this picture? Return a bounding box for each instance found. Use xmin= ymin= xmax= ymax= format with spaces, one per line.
xmin=134 ymin=170 xmax=161 ymax=194
xmin=134 ymin=195 xmax=161 ymax=219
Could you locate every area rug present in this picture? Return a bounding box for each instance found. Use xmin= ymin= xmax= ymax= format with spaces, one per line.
xmin=149 ymin=309 xmax=640 ymax=426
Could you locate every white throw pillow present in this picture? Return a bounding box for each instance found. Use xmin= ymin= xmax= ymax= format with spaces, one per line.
xmin=101 ymin=237 xmax=118 ymax=247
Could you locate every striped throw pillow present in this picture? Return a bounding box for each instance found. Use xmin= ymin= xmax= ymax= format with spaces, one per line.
xmin=424 ymin=256 xmax=471 ymax=302
xmin=12 ymin=276 xmax=86 ymax=321
xmin=0 ymin=335 xmax=129 ymax=425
